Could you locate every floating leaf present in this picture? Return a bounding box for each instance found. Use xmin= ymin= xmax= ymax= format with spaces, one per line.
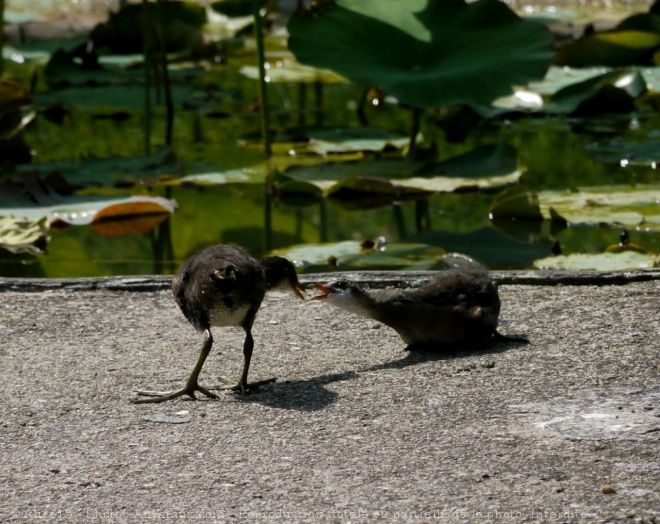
xmin=170 ymin=164 xmax=269 ymax=185
xmin=0 ymin=80 xmax=34 ymax=113
xmin=0 ymin=216 xmax=49 ymax=254
xmin=534 ymin=252 xmax=658 ymax=270
xmin=536 ymin=186 xmax=660 ymax=229
xmin=0 ymin=173 xmax=177 ymax=227
xmin=417 ymin=144 xmax=517 ymax=179
xmin=239 ymin=54 xmax=346 ymax=84
xmin=489 ymin=190 xmax=543 ymax=221
xmin=545 ymin=70 xmax=647 ymax=115
xmin=288 ymin=0 xmax=554 ymax=108
xmin=585 ymin=138 xmax=660 ymax=167
xmin=36 ymin=75 xmax=206 ymax=108
xmin=0 ymin=193 xmax=176 ymax=227
xmin=210 ymin=0 xmax=262 ymax=18
xmin=17 ymin=147 xmax=180 ymax=188
xmin=91 ymin=214 xmax=170 ymax=237
xmin=554 ymin=30 xmax=660 ymax=68
xmin=284 ymin=144 xmax=522 ymax=196
xmin=305 ymin=127 xmax=410 ymax=154
xmin=270 ymin=170 xmax=323 ymax=207
xmin=271 ymin=240 xmax=446 ymax=270
xmin=90 ymin=1 xmax=207 ymax=54
xmin=286 ymin=157 xmax=426 ymax=194
xmin=407 ymin=227 xmax=552 ymax=270
xmin=616 ymin=12 xmax=660 ymax=34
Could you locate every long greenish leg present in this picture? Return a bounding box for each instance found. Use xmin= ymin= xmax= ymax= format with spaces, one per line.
xmin=210 ymin=327 xmax=275 ymax=394
xmin=132 ymin=329 xmax=219 ymax=403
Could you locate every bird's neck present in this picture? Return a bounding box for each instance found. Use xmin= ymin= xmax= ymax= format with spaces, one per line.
xmin=260 ymin=256 xmax=289 ymax=291
xmin=334 ymin=288 xmax=380 ymax=319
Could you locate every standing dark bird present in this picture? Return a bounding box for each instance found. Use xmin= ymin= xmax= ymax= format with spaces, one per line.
xmin=312 ymin=265 xmax=527 ymax=350
xmin=133 ymin=245 xmax=305 ymax=403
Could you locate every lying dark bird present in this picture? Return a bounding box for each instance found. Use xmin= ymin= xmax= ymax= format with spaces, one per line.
xmin=311 ymin=266 xmax=527 ymax=351
xmin=133 ymin=244 xmax=305 ymax=403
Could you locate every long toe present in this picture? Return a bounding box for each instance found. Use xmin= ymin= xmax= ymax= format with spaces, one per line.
xmin=213 ymin=377 xmax=277 ymax=394
xmin=131 ymin=384 xmax=219 ymax=404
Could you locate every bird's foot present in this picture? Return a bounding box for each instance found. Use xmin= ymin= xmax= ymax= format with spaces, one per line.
xmin=132 ymin=382 xmax=219 ymax=404
xmin=207 ymin=377 xmax=277 ymax=395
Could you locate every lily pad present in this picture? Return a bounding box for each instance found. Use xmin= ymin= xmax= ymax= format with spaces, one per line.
xmin=536 ymin=186 xmax=660 ymax=229
xmin=303 ymin=127 xmax=410 ymax=154
xmin=288 ymin=0 xmax=554 ymax=108
xmin=89 ymin=1 xmax=207 ymax=55
xmin=545 ymin=70 xmax=647 ymax=115
xmin=210 ymin=0 xmax=263 ymax=18
xmin=271 ymin=240 xmax=446 ymax=270
xmin=554 ymin=30 xmax=660 ymax=68
xmin=0 ymin=173 xmax=177 ymax=227
xmin=0 ymin=216 xmax=49 ymax=255
xmin=284 ymin=143 xmax=522 ymax=195
xmin=489 ymin=190 xmax=544 ymax=221
xmin=534 ymin=252 xmax=658 ymax=270
xmin=17 ymin=147 xmax=181 ymax=188
xmin=239 ymin=54 xmax=346 ymax=84
xmin=36 ymin=73 xmax=206 ymax=108
xmin=270 ymin=170 xmax=323 ymax=207
xmin=585 ymin=138 xmax=660 ymax=167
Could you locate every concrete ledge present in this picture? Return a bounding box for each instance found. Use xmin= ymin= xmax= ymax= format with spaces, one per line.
xmin=0 ymin=268 xmax=658 ymax=292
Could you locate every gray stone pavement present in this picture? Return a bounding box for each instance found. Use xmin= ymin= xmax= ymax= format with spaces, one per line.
xmin=0 ymin=270 xmax=658 ymax=523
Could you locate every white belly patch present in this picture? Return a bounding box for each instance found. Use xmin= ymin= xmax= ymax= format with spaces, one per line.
xmin=209 ymin=304 xmax=250 ymax=327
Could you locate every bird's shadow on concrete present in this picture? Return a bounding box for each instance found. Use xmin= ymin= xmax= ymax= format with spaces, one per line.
xmin=360 ymin=337 xmax=527 ymax=373
xmin=235 ymin=371 xmax=360 ymax=412
xmin=237 ymin=339 xmax=526 ymax=411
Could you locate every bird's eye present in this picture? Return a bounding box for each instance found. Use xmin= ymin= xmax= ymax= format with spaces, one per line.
xmin=334 ymin=281 xmax=347 ymax=290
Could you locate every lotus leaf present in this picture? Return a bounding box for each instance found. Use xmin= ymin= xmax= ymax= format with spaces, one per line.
xmin=407 ymin=227 xmax=552 ymax=269
xmin=0 ymin=172 xmax=177 ymax=228
xmin=0 ymin=216 xmax=49 ymax=255
xmin=536 ymin=186 xmax=660 ymax=229
xmin=284 ymin=143 xmax=521 ymax=195
xmin=89 ymin=1 xmax=206 ymax=55
xmin=211 ymin=0 xmax=264 ymax=18
xmin=271 ymin=240 xmax=446 ymax=270
xmin=35 ymin=81 xmax=216 ymax=110
xmin=585 ymin=138 xmax=660 ymax=167
xmin=288 ymin=0 xmax=554 ymax=108
xmin=17 ymin=147 xmax=181 ymax=188
xmin=240 ymin=61 xmax=346 ymax=84
xmin=0 ymin=193 xmax=176 ymax=227
xmin=545 ymin=70 xmax=647 ymax=115
xmin=616 ymin=13 xmax=660 ymax=34
xmin=534 ymin=252 xmax=658 ymax=270
xmin=554 ymin=30 xmax=660 ymax=68
xmin=0 ymin=80 xmax=34 ymax=113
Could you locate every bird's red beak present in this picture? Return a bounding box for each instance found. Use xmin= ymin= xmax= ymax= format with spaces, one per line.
xmin=292 ymin=282 xmax=307 ymax=300
xmin=310 ymin=283 xmax=332 ymax=300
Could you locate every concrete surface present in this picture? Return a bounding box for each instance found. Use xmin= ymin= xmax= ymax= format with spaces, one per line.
xmin=1 ymin=271 xmax=659 ymax=523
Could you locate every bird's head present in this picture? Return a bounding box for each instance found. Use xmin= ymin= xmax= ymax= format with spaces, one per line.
xmin=310 ymin=280 xmax=370 ymax=315
xmin=261 ymin=256 xmax=306 ymax=299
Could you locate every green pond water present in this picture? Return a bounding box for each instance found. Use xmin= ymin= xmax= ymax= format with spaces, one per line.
xmin=2 ymin=109 xmax=658 ymax=277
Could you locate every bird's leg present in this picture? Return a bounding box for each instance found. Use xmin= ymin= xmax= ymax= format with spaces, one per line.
xmin=132 ymin=329 xmax=219 ymax=403
xmin=210 ymin=326 xmax=276 ymax=394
